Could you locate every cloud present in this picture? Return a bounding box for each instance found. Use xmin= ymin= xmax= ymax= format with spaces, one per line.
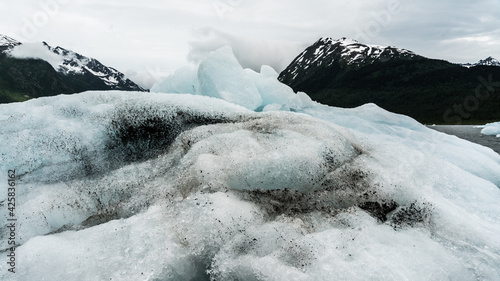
xmin=8 ymin=42 xmax=63 ymax=70
xmin=124 ymin=66 xmax=174 ymax=90
xmin=187 ymin=28 xmax=307 ymax=72
xmin=1 ymin=0 xmax=500 ymax=81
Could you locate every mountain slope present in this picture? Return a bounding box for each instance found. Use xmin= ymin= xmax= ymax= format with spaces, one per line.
xmin=279 ymin=37 xmax=500 ymax=124
xmin=0 ymin=53 xmax=74 ymax=103
xmin=0 ymin=34 xmax=146 ymax=103
xmin=0 ymin=34 xmax=21 ymax=52
xmin=43 ymin=42 xmax=145 ymax=92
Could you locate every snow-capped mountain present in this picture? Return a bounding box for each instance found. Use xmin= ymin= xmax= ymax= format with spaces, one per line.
xmin=461 ymin=56 xmax=500 ymax=68
xmin=0 ymin=34 xmax=146 ymax=103
xmin=42 ymin=42 xmax=145 ymax=91
xmin=279 ymin=37 xmax=420 ymax=81
xmin=278 ymin=37 xmax=500 ymax=123
xmin=0 ymin=34 xmax=21 ymax=52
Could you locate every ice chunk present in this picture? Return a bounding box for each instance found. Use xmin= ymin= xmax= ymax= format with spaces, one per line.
xmin=261 ymin=103 xmax=289 ymax=112
xmin=479 ymin=121 xmax=500 ymax=137
xmin=197 ymin=46 xmax=262 ymax=110
xmin=297 ymin=91 xmax=314 ymax=107
xmin=245 ymin=68 xmax=303 ymax=110
xmin=152 ymin=47 xmax=314 ymax=111
xmin=150 ymin=66 xmax=198 ymax=94
xmin=260 ymin=65 xmax=279 ymax=78
xmin=1 ymin=87 xmax=500 ymax=280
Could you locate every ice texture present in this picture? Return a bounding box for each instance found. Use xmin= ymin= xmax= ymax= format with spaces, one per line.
xmin=197 ymin=46 xmax=263 ymax=110
xmin=1 ymin=47 xmax=500 ymax=280
xmin=480 ymin=121 xmax=500 ymax=137
xmin=152 ymin=47 xmax=312 ymax=111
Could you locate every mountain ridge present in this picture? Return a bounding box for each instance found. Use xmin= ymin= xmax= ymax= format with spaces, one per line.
xmin=42 ymin=42 xmax=145 ymax=91
xmin=0 ymin=34 xmax=146 ymax=103
xmin=0 ymin=34 xmax=21 ymax=52
xmin=278 ymin=37 xmax=500 ymax=124
xmin=461 ymin=56 xmax=500 ymax=68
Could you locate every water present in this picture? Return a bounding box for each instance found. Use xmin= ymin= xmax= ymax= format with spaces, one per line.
xmin=428 ymin=125 xmax=500 ymax=155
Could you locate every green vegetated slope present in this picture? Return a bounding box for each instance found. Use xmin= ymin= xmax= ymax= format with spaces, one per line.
xmin=0 ymin=51 xmax=148 ymax=104
xmin=279 ymin=40 xmax=500 ymax=124
xmin=313 ymin=60 xmax=500 ymax=124
xmin=0 ymin=53 xmax=67 ymax=103
xmin=0 ymin=53 xmax=121 ymax=103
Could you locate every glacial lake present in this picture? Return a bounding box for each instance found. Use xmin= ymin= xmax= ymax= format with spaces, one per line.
xmin=428 ymin=125 xmax=500 ymax=155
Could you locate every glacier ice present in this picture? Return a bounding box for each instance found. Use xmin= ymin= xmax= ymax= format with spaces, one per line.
xmin=197 ymin=46 xmax=263 ymax=110
xmin=152 ymin=46 xmax=312 ymax=111
xmin=150 ymin=66 xmax=198 ymax=95
xmin=1 ymin=47 xmax=500 ymax=280
xmin=480 ymin=121 xmax=500 ymax=137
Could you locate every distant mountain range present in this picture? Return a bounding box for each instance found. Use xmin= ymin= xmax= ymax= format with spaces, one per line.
xmin=3 ymin=33 xmax=499 ymax=124
xmin=279 ymin=37 xmax=500 ymax=124
xmin=461 ymin=56 xmax=500 ymax=68
xmin=0 ymin=34 xmax=145 ymax=103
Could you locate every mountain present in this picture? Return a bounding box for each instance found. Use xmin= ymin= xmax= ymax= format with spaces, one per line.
xmin=0 ymin=34 xmax=146 ymax=103
xmin=0 ymin=34 xmax=21 ymax=52
xmin=42 ymin=42 xmax=145 ymax=92
xmin=278 ymin=37 xmax=423 ymax=93
xmin=279 ymin=37 xmax=500 ymax=124
xmin=280 ymin=37 xmax=419 ymax=80
xmin=461 ymin=56 xmax=500 ymax=68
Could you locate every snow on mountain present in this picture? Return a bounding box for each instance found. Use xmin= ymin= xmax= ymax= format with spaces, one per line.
xmin=0 ymin=34 xmax=21 ymax=52
xmin=42 ymin=42 xmax=145 ymax=91
xmin=1 ymin=47 xmax=500 ymax=280
xmin=461 ymin=56 xmax=500 ymax=68
xmin=1 ymin=34 xmax=145 ymax=92
xmin=281 ymin=37 xmax=419 ymax=80
xmin=278 ymin=37 xmax=500 ymax=124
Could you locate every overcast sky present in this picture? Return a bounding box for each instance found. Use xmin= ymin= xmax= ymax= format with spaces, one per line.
xmin=1 ymin=0 xmax=499 ymax=88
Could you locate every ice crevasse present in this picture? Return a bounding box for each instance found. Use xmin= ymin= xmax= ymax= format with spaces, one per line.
xmin=0 ymin=47 xmax=499 ymax=280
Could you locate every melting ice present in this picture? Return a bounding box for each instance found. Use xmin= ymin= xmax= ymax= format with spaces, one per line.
xmin=480 ymin=121 xmax=500 ymax=137
xmin=1 ymin=47 xmax=500 ymax=280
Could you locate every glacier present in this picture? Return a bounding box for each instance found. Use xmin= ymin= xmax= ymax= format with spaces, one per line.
xmin=152 ymin=46 xmax=312 ymax=112
xmin=1 ymin=47 xmax=500 ymax=280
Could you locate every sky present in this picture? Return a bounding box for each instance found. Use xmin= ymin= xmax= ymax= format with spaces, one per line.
xmin=1 ymin=0 xmax=499 ymax=88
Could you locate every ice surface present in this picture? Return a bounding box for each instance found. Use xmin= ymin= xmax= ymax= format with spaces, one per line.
xmin=197 ymin=46 xmax=262 ymax=110
xmin=152 ymin=47 xmax=311 ymax=111
xmin=259 ymin=65 xmax=279 ymax=78
xmin=150 ymin=66 xmax=198 ymax=95
xmin=1 ymin=49 xmax=500 ymax=280
xmin=300 ymin=104 xmax=500 ymax=187
xmin=479 ymin=121 xmax=500 ymax=137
